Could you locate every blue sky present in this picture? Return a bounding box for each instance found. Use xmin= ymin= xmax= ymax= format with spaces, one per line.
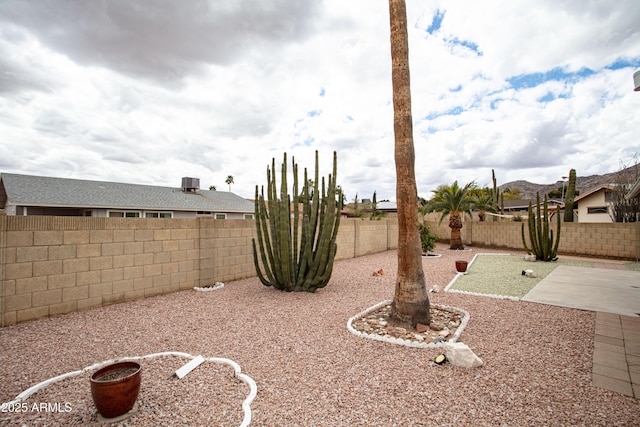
xmin=0 ymin=0 xmax=639 ymax=201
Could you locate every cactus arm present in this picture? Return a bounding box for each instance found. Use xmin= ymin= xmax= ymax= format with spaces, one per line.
xmin=253 ymin=186 xmax=278 ymax=286
xmin=552 ymin=205 xmax=561 ymax=258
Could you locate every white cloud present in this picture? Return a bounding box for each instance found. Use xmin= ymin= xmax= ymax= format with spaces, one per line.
xmin=0 ymin=0 xmax=639 ymax=202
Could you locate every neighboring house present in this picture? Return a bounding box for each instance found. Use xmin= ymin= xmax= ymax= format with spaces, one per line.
xmin=574 ymin=185 xmax=614 ymax=223
xmin=497 ymin=199 xmax=563 ymax=221
xmin=0 ymin=173 xmax=255 ymax=219
xmin=627 ymin=176 xmax=640 ymax=200
xmin=376 ymin=201 xmax=397 ymax=213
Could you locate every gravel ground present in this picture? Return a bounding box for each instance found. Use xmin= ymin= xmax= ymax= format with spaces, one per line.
xmin=1 ymin=243 xmax=638 ymax=426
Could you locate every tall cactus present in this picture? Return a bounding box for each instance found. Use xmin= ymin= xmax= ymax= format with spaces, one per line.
xmin=563 ymin=168 xmax=577 ymax=222
xmin=252 ymin=151 xmax=342 ymax=292
xmin=521 ymin=193 xmax=561 ymax=261
xmin=491 ymin=169 xmax=501 ymax=221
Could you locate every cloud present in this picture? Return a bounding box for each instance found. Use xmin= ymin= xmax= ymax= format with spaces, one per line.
xmin=0 ymin=0 xmax=323 ymax=84
xmin=0 ymin=0 xmax=639 ymax=204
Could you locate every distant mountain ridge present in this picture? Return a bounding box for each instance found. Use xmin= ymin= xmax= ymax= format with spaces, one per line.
xmin=499 ymin=165 xmax=639 ymax=200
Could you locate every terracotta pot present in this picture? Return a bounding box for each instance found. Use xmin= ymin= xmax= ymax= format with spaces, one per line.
xmin=90 ymin=361 xmax=142 ymax=419
xmin=455 ymin=260 xmax=468 ymax=273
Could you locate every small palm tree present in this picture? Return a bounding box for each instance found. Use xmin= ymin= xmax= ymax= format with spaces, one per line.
xmin=469 ymin=188 xmax=495 ymax=222
xmin=425 ymin=181 xmax=478 ymax=249
xmin=225 ymin=175 xmax=234 ymax=192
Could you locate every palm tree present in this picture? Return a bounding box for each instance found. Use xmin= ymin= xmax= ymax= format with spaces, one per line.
xmin=225 ymin=175 xmax=234 ymax=192
xmin=469 ymin=187 xmax=495 ymax=222
xmin=388 ymin=0 xmax=430 ymax=326
xmin=426 ymin=181 xmax=478 ymax=249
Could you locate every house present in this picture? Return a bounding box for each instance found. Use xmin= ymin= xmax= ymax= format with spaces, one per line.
xmin=573 ymin=185 xmax=614 ymax=223
xmin=0 ymin=173 xmax=255 ymax=219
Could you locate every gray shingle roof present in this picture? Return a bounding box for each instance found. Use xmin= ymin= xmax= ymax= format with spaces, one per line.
xmin=0 ymin=173 xmax=254 ymax=213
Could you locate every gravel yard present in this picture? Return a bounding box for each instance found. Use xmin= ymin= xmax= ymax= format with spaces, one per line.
xmin=1 ymin=243 xmax=638 ymax=426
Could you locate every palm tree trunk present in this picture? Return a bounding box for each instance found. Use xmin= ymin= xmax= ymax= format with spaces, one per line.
xmin=449 ymin=211 xmax=464 ymax=249
xmin=389 ymin=0 xmax=430 ymax=326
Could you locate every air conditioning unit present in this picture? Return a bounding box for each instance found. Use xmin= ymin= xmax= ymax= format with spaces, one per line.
xmin=181 ymin=177 xmax=200 ymax=192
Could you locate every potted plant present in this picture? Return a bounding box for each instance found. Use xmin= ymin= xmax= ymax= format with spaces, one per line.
xmin=455 ymin=260 xmax=468 ymax=273
xmin=90 ymin=361 xmax=142 ymax=419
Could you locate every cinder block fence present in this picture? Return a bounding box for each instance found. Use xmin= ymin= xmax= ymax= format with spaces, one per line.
xmin=1 ymin=214 xmax=638 ymax=326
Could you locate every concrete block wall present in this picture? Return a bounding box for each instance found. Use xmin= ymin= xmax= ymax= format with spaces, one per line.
xmin=425 ymin=220 xmax=640 ymax=260
xmin=199 ymin=218 xmax=257 ymax=286
xmin=2 ymin=213 xmax=637 ymax=327
xmin=0 ymin=215 xmax=399 ymax=326
xmin=1 ymin=216 xmax=201 ymax=327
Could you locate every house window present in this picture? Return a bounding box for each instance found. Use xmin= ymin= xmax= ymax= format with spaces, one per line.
xmin=197 ymin=211 xmax=213 ymax=216
xmin=587 ymin=206 xmax=608 ymax=214
xmin=244 ymin=214 xmax=254 ymax=219
xmin=108 ymin=211 xmax=141 ymax=218
xmin=145 ymin=212 xmax=173 ymax=218
xmin=215 ymin=213 xmax=226 ymax=219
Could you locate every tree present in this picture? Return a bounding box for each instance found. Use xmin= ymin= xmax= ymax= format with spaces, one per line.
xmin=389 ymin=0 xmax=430 ymax=326
xmin=209 ymin=185 xmax=217 ymax=191
xmin=502 ymin=187 xmax=521 ymax=201
xmin=470 ymin=189 xmax=495 ymax=222
xmin=426 ymin=181 xmax=478 ymax=249
xmin=609 ymin=157 xmax=640 ymax=222
xmin=225 ymin=175 xmax=234 ymax=192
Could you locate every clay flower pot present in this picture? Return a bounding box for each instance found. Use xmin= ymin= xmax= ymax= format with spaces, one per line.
xmin=455 ymin=260 xmax=468 ymax=273
xmin=90 ymin=361 xmax=142 ymax=419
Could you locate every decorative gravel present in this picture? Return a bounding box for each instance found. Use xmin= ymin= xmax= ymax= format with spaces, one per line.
xmin=625 ymin=261 xmax=640 ymax=271
xmin=1 ymin=243 xmax=638 ymax=426
xmin=448 ymin=254 xmax=594 ymax=298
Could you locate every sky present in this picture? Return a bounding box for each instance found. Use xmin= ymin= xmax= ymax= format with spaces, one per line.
xmin=1 ymin=0 xmax=639 ymax=202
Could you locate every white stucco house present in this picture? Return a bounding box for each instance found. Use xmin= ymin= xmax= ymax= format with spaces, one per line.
xmin=573 ymin=185 xmax=614 ymax=223
xmin=0 ymin=173 xmax=255 ymax=219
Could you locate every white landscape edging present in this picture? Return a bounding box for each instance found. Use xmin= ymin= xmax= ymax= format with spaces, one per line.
xmin=1 ymin=352 xmax=257 ymax=427
xmin=193 ymin=282 xmax=225 ymax=292
xmin=347 ymin=300 xmax=470 ymax=348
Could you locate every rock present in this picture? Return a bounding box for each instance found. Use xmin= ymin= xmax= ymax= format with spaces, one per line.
xmin=438 ymin=329 xmax=450 ymax=338
xmin=389 ymin=327 xmax=407 ymax=337
xmin=524 ymin=254 xmax=536 ymax=262
xmin=430 ymin=285 xmax=440 ymax=293
xmin=444 ymin=343 xmax=483 ymax=368
xmin=413 ymin=334 xmax=425 ymax=341
xmin=416 ymin=323 xmax=430 ymax=333
xmin=524 ymin=269 xmax=536 ymax=278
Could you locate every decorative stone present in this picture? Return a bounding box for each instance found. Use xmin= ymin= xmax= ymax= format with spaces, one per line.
xmin=444 ymin=343 xmax=483 ymax=368
xmin=389 ymin=327 xmax=407 ymax=337
xmin=430 ymin=285 xmax=440 ymax=293
xmin=438 ymin=329 xmax=450 ymax=337
xmin=524 ymin=254 xmax=536 ymax=262
xmin=416 ymin=323 xmax=430 ymax=333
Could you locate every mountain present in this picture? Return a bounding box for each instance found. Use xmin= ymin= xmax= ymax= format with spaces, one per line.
xmin=499 ymin=165 xmax=639 ymax=200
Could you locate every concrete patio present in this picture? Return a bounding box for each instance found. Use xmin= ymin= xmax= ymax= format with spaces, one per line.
xmin=521 ymin=261 xmax=640 ymax=399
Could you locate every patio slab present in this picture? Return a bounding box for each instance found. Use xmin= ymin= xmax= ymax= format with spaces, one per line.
xmin=521 ymin=266 xmax=640 ymax=317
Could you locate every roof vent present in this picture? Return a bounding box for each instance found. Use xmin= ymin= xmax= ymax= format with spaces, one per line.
xmin=181 ymin=177 xmax=200 ymax=193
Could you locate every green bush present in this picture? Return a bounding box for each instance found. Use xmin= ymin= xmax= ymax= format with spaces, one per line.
xmin=419 ymin=223 xmax=437 ymax=254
